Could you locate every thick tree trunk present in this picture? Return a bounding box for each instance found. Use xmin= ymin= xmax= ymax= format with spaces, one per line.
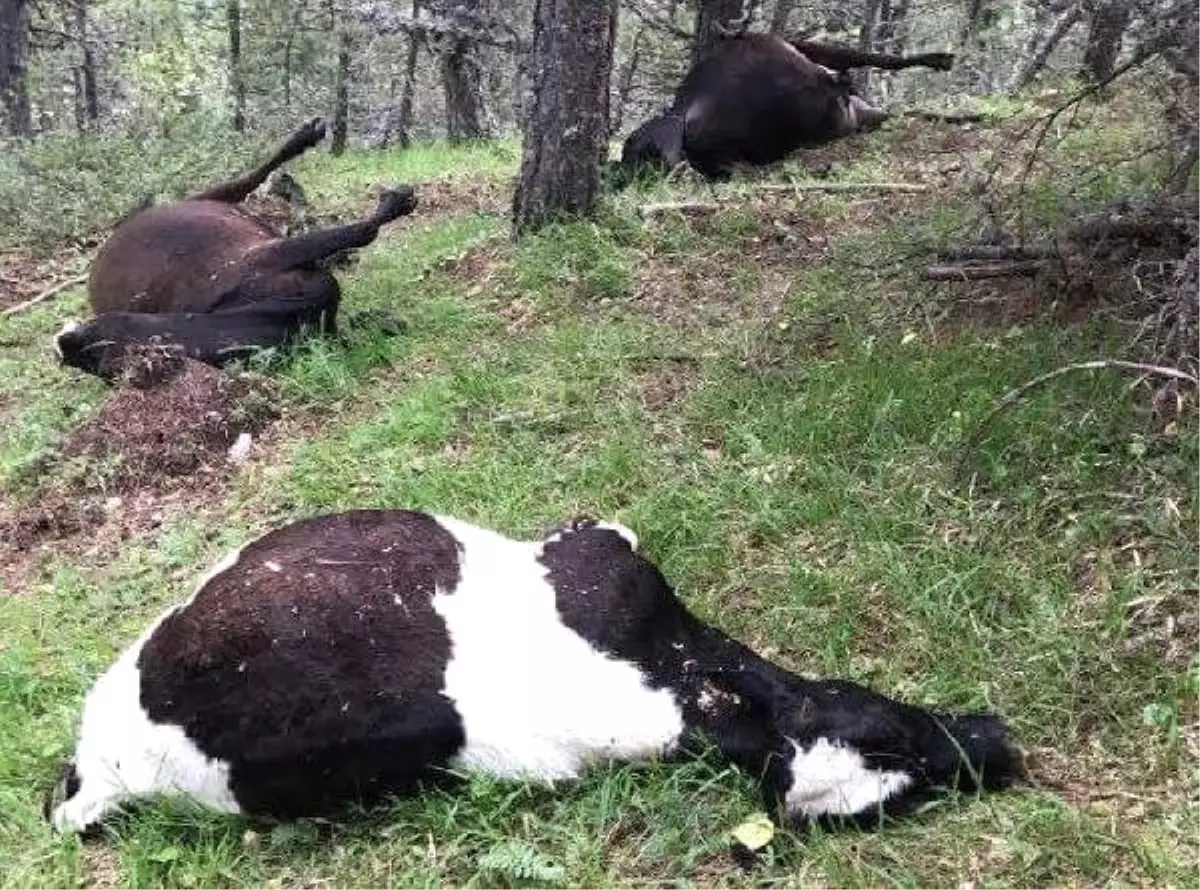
xmin=442 ymin=39 xmax=487 ymax=141
xmin=692 ymin=0 xmax=744 ymax=64
xmin=512 ymin=0 xmax=618 ymax=235
xmin=331 ymin=30 xmax=351 ymax=155
xmin=227 ymin=0 xmax=245 ymax=131
xmin=433 ymin=0 xmax=488 ymax=142
xmin=0 ymin=0 xmax=32 ymax=137
xmin=1081 ymin=0 xmax=1130 ymax=83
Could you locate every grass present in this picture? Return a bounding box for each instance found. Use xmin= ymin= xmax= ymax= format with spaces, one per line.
xmin=0 ymin=102 xmax=1196 ymax=887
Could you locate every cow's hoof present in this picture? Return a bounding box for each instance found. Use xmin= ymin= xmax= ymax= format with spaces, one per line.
xmin=376 ymin=185 xmax=418 ymax=223
xmin=286 ymin=117 xmax=327 ymax=154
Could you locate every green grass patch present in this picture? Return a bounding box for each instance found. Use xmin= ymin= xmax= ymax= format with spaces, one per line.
xmin=1 ymin=123 xmax=1195 ymax=888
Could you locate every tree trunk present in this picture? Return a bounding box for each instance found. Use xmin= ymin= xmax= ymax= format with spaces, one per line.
xmin=282 ymin=5 xmax=304 ymax=110
xmin=1081 ymin=0 xmax=1130 ymax=83
xmin=876 ymin=0 xmax=906 ymax=54
xmin=69 ymin=1 xmax=98 ymax=130
xmin=1008 ymin=1 xmax=1083 ymax=92
xmin=0 ymin=0 xmax=32 ymax=137
xmin=610 ymin=25 xmax=644 ymax=137
xmin=770 ymin=0 xmax=796 ymax=33
xmin=513 ymin=0 xmax=618 ymax=235
xmin=855 ymin=0 xmax=882 ymax=94
xmin=331 ymin=29 xmax=351 ymax=155
xmin=395 ymin=0 xmax=422 ymax=148
xmin=227 ymin=0 xmax=245 ymax=131
xmin=442 ymin=40 xmax=487 ymax=141
xmin=692 ymin=0 xmax=744 ymax=64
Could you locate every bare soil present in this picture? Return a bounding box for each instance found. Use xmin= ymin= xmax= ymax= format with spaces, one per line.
xmin=0 ymin=245 xmax=90 ymax=312
xmin=62 ymin=355 xmax=278 ymax=493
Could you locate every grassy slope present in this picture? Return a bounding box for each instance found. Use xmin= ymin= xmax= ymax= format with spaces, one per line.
xmin=0 ymin=117 xmax=1196 ymax=888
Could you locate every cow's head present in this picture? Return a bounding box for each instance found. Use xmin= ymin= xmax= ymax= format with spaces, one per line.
xmin=606 ymin=112 xmax=686 ymax=190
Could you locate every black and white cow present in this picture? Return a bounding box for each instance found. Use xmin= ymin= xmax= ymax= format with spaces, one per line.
xmin=47 ymin=510 xmax=1021 ymax=833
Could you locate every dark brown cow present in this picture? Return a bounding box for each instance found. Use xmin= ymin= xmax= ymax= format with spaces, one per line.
xmin=614 ymin=35 xmax=954 ymax=183
xmin=56 ymin=118 xmax=417 ymax=381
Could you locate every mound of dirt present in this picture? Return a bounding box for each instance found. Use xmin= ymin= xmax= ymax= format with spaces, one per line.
xmin=416 ymin=177 xmax=507 ymax=218
xmin=0 ymin=499 xmax=105 ymax=554
xmin=62 ymin=353 xmax=278 ymax=492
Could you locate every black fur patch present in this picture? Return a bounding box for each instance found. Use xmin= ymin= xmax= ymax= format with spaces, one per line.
xmin=538 ymin=523 xmax=794 ymax=804
xmin=138 ymin=509 xmax=468 ymax=818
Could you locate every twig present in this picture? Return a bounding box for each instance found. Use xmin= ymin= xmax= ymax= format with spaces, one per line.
xmin=1 ymin=272 xmax=88 ymax=317
xmin=902 ymin=110 xmax=989 ymax=124
xmin=936 ymin=244 xmax=1053 ymax=262
xmin=962 ymin=359 xmax=1199 ymax=471
xmin=925 ymin=260 xmax=1047 ymax=280
xmin=638 ymin=201 xmax=719 ymax=217
xmin=1009 ymin=51 xmax=1158 ymax=215
xmin=754 ymin=181 xmax=930 ymax=194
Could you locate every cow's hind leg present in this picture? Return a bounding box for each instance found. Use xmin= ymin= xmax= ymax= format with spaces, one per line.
xmin=789 ymin=39 xmax=954 ymax=73
xmin=189 ymin=117 xmax=327 ymax=204
xmin=236 ymin=186 xmax=418 ymax=276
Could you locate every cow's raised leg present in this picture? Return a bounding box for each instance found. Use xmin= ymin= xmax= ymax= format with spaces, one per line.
xmin=790 ymin=39 xmax=954 ymax=73
xmin=188 ymin=117 xmax=327 ymax=204
xmin=235 ymin=186 xmax=418 ymax=276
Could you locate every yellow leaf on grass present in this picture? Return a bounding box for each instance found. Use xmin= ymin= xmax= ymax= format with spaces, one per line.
xmin=731 ymin=813 xmax=775 ymax=850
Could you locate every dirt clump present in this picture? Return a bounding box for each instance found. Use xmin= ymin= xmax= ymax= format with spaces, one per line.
xmin=0 ymin=498 xmax=105 ymax=553
xmin=62 ymin=351 xmax=278 ymax=493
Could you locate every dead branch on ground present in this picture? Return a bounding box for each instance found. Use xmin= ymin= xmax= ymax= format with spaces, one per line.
xmin=925 ymin=260 xmax=1047 ymax=280
xmin=1 ymin=272 xmax=88 ymax=317
xmin=960 ymin=359 xmax=1199 ymax=475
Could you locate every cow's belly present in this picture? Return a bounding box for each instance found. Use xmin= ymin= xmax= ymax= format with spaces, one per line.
xmin=430 ymin=524 xmax=685 ymax=782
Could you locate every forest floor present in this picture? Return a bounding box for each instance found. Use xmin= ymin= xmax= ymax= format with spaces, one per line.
xmin=0 ymin=97 xmax=1196 ymax=888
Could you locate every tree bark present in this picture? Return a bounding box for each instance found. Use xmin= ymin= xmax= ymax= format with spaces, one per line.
xmin=442 ymin=39 xmax=487 ymax=141
xmin=395 ymin=0 xmax=423 ymax=148
xmin=1081 ymin=0 xmax=1130 ymax=83
xmin=0 ymin=0 xmax=32 ymax=137
xmin=1008 ymin=1 xmax=1083 ymax=92
xmin=69 ymin=0 xmax=98 ymax=130
xmin=513 ymin=0 xmax=618 ymax=235
xmin=610 ymin=24 xmax=644 ymax=137
xmin=692 ymin=0 xmax=744 ymax=64
xmin=331 ymin=29 xmax=351 ymax=155
xmin=770 ymin=0 xmax=796 ymax=33
xmin=432 ymin=0 xmax=489 ymax=142
xmin=226 ymin=0 xmax=245 ymax=131
xmin=855 ymin=0 xmax=882 ymax=93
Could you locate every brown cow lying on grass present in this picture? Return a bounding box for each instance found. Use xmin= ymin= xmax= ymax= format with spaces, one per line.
xmin=55 ymin=118 xmax=416 ymax=381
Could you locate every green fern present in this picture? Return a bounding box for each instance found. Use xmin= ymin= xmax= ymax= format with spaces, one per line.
xmin=477 ymin=839 xmax=567 ymax=888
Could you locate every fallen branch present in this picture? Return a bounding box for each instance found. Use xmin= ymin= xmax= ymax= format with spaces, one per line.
xmin=638 ymin=201 xmax=719 ymax=217
xmin=755 ymin=181 xmax=930 ymax=194
xmin=962 ymin=359 xmax=1199 ymax=472
xmin=903 ymin=110 xmax=989 ymax=124
xmin=1 ymin=272 xmax=88 ymax=317
xmin=936 ymin=244 xmax=1053 ymax=262
xmin=925 ymin=260 xmax=1047 ymax=280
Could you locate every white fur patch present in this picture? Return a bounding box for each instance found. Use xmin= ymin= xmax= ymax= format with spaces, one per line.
xmin=593 ymin=520 xmax=638 ymax=551
xmin=432 ymin=516 xmax=683 ymax=781
xmin=51 ymin=545 xmax=248 ymax=832
xmin=784 ymin=737 xmax=912 ymax=819
xmin=52 ymin=321 xmax=82 ymax=360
